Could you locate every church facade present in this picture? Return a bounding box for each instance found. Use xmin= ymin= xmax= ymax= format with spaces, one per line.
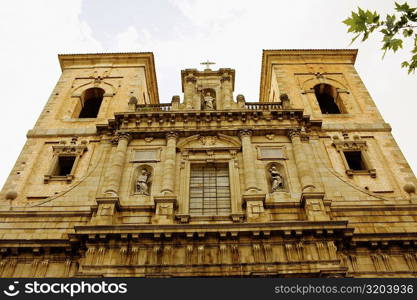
xmin=1 ymin=50 xmax=417 ymax=277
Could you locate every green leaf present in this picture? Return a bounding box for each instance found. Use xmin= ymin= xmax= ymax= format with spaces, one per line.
xmin=395 ymin=2 xmax=411 ymax=13
xmin=389 ymin=38 xmax=403 ymax=51
xmin=386 ymin=14 xmax=397 ymax=30
xmin=343 ymin=3 xmax=417 ymax=75
xmin=403 ymin=28 xmax=413 ymax=37
xmin=350 ymin=34 xmax=361 ymax=45
xmin=401 ymin=61 xmax=410 ymax=67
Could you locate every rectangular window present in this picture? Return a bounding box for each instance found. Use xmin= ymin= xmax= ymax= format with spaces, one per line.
xmin=343 ymin=151 xmax=366 ymax=170
xmin=189 ymin=163 xmax=231 ymax=216
xmin=53 ymin=156 xmax=76 ymax=176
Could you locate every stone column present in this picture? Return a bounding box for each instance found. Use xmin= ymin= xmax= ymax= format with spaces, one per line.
xmin=239 ymin=130 xmax=266 ymax=222
xmin=153 ymin=131 xmax=178 ymax=224
xmin=104 ymin=133 xmax=131 ymax=196
xmin=161 ymin=132 xmax=178 ymax=194
xmin=288 ymin=129 xmax=315 ymax=191
xmin=305 ymin=137 xmax=325 ymax=191
xmin=239 ymin=129 xmax=260 ymax=192
xmin=184 ymin=76 xmax=196 ymax=109
xmin=221 ymin=75 xmax=232 ymax=109
xmin=288 ymin=129 xmax=329 ymax=221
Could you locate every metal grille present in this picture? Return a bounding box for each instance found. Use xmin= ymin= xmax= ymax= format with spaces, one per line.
xmin=189 ymin=164 xmax=231 ymax=216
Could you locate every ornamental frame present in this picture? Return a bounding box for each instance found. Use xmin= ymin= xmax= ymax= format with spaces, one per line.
xmin=177 ymin=149 xmax=243 ymax=222
xmin=256 ymin=145 xmax=288 ymax=161
xmin=44 ymin=144 xmax=88 ymax=183
xmin=333 ymin=140 xmax=376 ymax=178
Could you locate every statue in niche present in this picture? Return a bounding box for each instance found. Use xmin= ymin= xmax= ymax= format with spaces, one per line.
xmin=136 ymin=168 xmax=151 ymax=195
xmin=203 ymin=91 xmax=215 ymax=110
xmin=269 ymin=165 xmax=284 ymax=192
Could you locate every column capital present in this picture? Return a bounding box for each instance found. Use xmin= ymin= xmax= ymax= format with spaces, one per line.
xmin=221 ymin=75 xmax=232 ymax=83
xmin=111 ymin=132 xmax=132 ymax=145
xmin=238 ymin=129 xmax=253 ymax=139
xmin=100 ymin=130 xmax=113 ymax=138
xmin=166 ymin=131 xmax=179 ymax=140
xmin=100 ymin=132 xmax=113 ymax=144
xmin=287 ymin=129 xmax=301 ymax=140
xmin=185 ymin=75 xmax=197 ymax=84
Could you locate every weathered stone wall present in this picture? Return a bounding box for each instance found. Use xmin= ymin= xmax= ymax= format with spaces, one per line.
xmin=0 ymin=50 xmax=416 ymax=277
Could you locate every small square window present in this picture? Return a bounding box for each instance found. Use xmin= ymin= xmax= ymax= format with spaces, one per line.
xmin=54 ymin=156 xmax=76 ymax=176
xmin=344 ymin=151 xmax=366 ymax=171
xmin=342 ymin=150 xmax=376 ymax=178
xmin=44 ymin=145 xmax=87 ymax=183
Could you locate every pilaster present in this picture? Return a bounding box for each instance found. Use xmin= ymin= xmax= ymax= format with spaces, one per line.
xmin=288 ymin=129 xmax=329 ymax=221
xmin=239 ymin=129 xmax=266 ymax=222
xmin=161 ymin=131 xmax=178 ymax=195
xmin=103 ymin=133 xmax=132 ymax=196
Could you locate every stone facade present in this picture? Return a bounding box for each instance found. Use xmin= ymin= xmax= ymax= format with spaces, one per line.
xmin=1 ymin=50 xmax=417 ymax=277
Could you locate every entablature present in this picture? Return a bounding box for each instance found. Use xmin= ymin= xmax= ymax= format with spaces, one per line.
xmin=97 ymin=106 xmax=322 ymax=135
xmin=72 ymin=220 xmax=352 ymax=240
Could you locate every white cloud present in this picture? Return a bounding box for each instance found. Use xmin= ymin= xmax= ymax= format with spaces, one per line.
xmin=115 ymin=25 xmax=162 ymax=54
xmin=170 ymin=0 xmax=245 ymax=29
xmin=1 ymin=0 xmax=416 ymax=188
xmin=0 ymin=0 xmax=102 ymax=187
xmin=112 ymin=0 xmax=417 ymax=176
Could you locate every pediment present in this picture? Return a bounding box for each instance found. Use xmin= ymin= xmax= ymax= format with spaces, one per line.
xmin=177 ymin=134 xmax=241 ymax=151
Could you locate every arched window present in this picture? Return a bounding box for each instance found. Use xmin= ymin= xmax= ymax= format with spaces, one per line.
xmin=314 ymin=84 xmax=342 ymax=114
xmin=78 ymin=88 xmax=104 ymax=118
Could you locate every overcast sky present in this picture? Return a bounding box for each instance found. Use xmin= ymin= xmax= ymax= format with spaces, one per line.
xmin=0 ymin=0 xmax=416 ymax=188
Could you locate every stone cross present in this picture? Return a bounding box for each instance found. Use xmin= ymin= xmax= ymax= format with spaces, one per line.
xmin=200 ymin=60 xmax=215 ymax=70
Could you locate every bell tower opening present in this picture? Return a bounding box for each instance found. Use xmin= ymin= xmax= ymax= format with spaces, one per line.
xmin=314 ymin=83 xmax=341 ymax=114
xmin=78 ymin=88 xmax=104 ymax=118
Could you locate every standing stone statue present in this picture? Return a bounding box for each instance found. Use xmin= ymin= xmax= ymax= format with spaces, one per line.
xmin=269 ymin=165 xmax=284 ymax=192
xmin=136 ymin=168 xmax=151 ymax=195
xmin=203 ymin=91 xmax=215 ymax=110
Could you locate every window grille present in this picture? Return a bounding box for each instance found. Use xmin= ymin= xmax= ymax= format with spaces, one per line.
xmin=189 ymin=163 xmax=231 ymax=216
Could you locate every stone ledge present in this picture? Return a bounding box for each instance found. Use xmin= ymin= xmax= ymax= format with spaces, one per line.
xmin=322 ymin=122 xmax=391 ymax=131
xmin=27 ymin=127 xmax=97 ymax=137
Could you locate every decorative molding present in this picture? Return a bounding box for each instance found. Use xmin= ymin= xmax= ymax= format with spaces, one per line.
xmin=166 ymin=131 xmax=179 ymax=140
xmin=44 ymin=144 xmax=88 ymax=184
xmin=111 ymin=132 xmax=132 ymax=144
xmin=238 ymin=129 xmax=252 ymax=139
xmin=287 ymin=129 xmax=301 ymax=140
xmin=332 ymin=140 xmax=367 ymax=152
xmin=177 ymin=133 xmax=240 ymax=151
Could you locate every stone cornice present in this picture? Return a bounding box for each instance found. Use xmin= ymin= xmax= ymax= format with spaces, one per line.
xmin=58 ymin=52 xmax=154 ymax=69
xmin=98 ymin=108 xmax=321 ymax=135
xmin=74 ymin=221 xmax=353 ymax=236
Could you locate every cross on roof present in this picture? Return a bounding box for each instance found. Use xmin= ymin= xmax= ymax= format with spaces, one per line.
xmin=200 ymin=60 xmax=215 ymax=70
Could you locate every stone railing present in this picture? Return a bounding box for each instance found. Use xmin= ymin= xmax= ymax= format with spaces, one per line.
xmin=244 ymin=102 xmax=283 ymax=110
xmin=134 ymin=102 xmax=285 ymax=112
xmin=136 ymin=103 xmax=172 ymax=112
